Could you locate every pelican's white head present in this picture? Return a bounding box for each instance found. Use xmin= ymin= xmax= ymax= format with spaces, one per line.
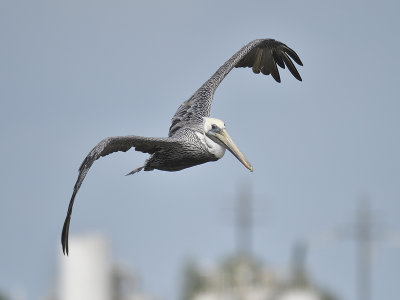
xmin=203 ymin=117 xmax=253 ymax=172
xmin=204 ymin=117 xmax=226 ymax=133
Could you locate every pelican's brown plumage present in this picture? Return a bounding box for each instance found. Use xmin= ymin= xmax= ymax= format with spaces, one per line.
xmin=61 ymin=38 xmax=303 ymax=255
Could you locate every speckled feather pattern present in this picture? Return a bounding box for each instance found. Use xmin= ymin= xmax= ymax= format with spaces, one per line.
xmin=61 ymin=38 xmax=303 ymax=255
xmin=168 ymin=39 xmax=302 ymax=136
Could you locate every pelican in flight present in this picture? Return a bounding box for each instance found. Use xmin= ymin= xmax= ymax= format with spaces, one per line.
xmin=61 ymin=38 xmax=303 ymax=254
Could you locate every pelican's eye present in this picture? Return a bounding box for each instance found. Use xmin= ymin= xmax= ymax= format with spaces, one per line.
xmin=211 ymin=124 xmax=218 ymax=130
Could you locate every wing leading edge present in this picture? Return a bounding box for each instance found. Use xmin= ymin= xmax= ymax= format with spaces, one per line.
xmin=169 ymin=39 xmax=303 ymax=136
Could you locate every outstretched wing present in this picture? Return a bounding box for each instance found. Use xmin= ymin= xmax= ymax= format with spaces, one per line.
xmin=169 ymin=38 xmax=303 ymax=136
xmin=61 ymin=135 xmax=178 ymax=255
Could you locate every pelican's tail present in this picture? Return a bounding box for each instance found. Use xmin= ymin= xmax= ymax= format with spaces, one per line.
xmin=125 ymin=166 xmax=144 ymax=176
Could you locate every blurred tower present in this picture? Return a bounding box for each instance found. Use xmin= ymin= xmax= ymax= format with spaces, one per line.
xmin=58 ymin=233 xmax=112 ymax=300
xmin=355 ymin=199 xmax=372 ymax=300
xmin=236 ymin=181 xmax=253 ymax=256
xmin=290 ymin=240 xmax=308 ymax=287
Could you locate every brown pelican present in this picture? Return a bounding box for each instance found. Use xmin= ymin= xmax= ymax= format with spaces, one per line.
xmin=61 ymin=38 xmax=303 ymax=254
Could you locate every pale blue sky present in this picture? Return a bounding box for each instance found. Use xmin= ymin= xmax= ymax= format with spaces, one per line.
xmin=1 ymin=0 xmax=399 ymax=299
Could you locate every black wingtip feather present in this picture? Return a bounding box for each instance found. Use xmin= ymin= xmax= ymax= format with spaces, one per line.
xmin=61 ymin=216 xmax=70 ymax=255
xmin=272 ymin=51 xmax=285 ymax=69
xmin=283 ymin=46 xmax=303 ymax=66
xmin=271 ymin=68 xmax=281 ymax=82
xmin=281 ymin=52 xmax=302 ymax=81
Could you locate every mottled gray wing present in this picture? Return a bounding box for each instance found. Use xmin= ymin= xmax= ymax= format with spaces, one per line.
xmin=169 ymin=38 xmax=303 ymax=136
xmin=61 ymin=135 xmax=178 ymax=255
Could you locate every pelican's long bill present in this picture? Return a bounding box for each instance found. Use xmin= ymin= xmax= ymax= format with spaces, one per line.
xmin=215 ymin=129 xmax=254 ymax=172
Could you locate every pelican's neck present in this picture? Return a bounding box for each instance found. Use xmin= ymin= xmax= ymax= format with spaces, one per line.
xmin=195 ymin=132 xmax=226 ymax=159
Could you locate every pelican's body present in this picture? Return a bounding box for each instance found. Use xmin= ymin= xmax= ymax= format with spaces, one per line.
xmin=126 ymin=118 xmax=248 ymax=174
xmin=62 ymin=38 xmax=303 ymax=254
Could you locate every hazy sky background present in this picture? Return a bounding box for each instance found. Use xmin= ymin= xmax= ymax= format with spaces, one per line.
xmin=1 ymin=0 xmax=399 ymax=299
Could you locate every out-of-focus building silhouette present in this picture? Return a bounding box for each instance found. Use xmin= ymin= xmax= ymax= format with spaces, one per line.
xmin=181 ymin=254 xmax=279 ymax=300
xmin=180 ymin=184 xmax=338 ymax=300
xmin=181 ymin=250 xmax=337 ymax=300
xmin=57 ymin=233 xmax=155 ymax=300
xmin=58 ymin=234 xmax=111 ymax=300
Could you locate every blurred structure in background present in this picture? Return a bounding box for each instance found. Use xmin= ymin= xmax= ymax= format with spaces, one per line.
xmin=180 ymin=250 xmax=337 ymax=300
xmin=354 ymin=199 xmax=373 ymax=300
xmin=333 ymin=197 xmax=390 ymax=300
xmin=235 ymin=182 xmax=253 ymax=256
xmin=58 ymin=234 xmax=111 ymax=300
xmin=56 ymin=233 xmax=155 ymax=300
xmin=181 ymin=184 xmax=337 ymax=300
